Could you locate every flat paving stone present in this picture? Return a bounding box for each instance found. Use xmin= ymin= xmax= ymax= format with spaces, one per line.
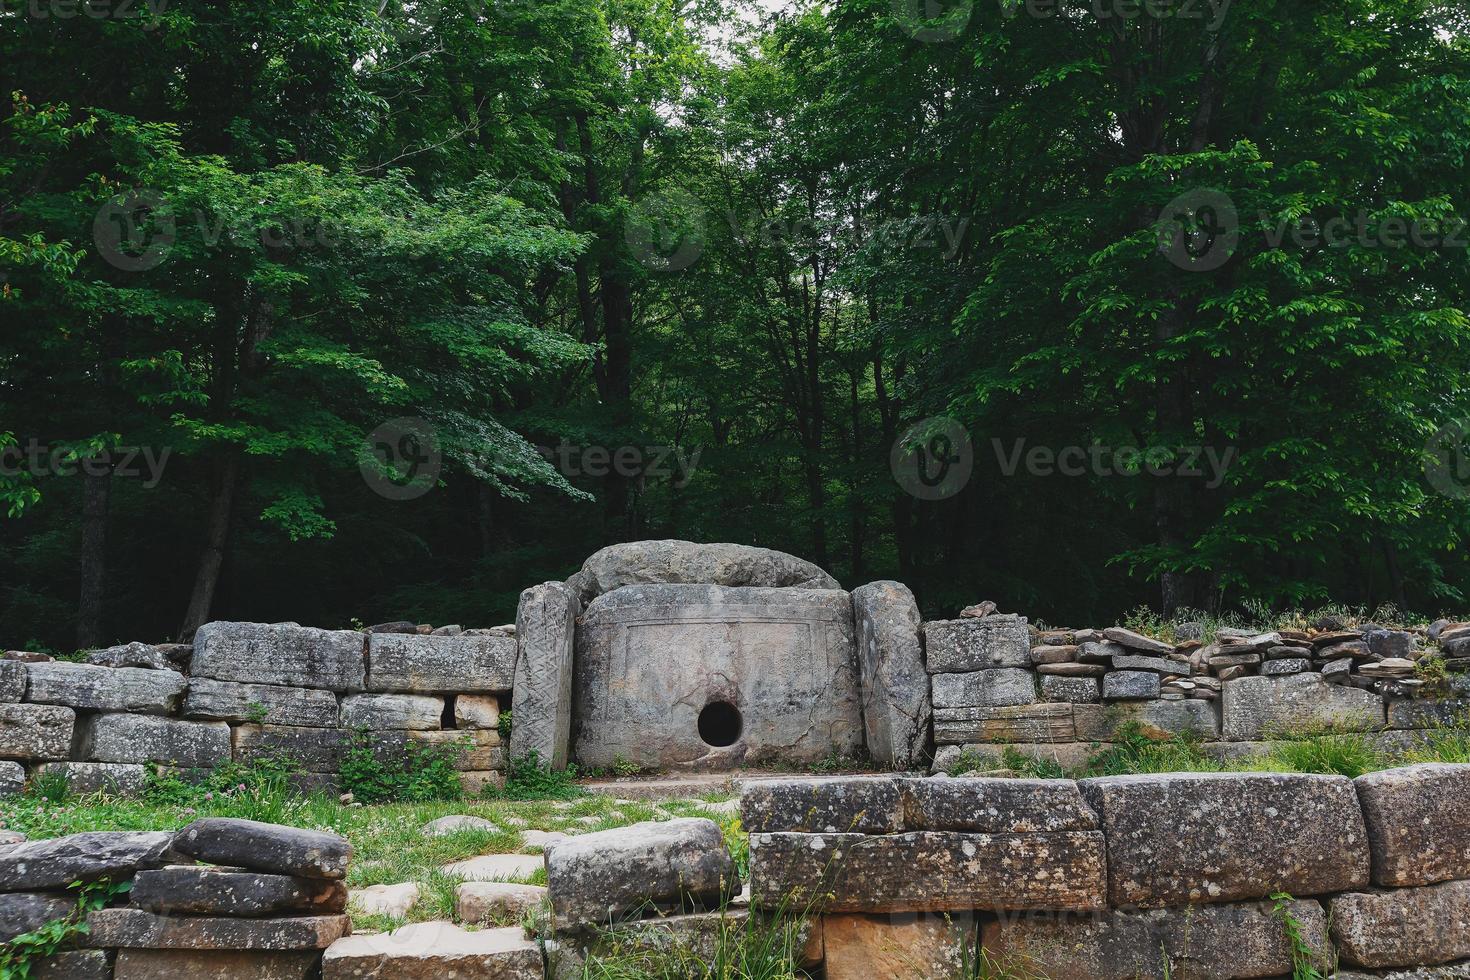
xmin=443 ymin=854 xmax=544 ymax=882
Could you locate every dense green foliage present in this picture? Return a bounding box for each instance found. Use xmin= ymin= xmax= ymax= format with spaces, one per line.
xmin=4 ymin=0 xmax=1470 ymax=647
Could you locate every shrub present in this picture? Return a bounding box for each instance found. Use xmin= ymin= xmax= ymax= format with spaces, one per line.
xmin=339 ymin=730 xmax=465 ymax=804
xmin=498 ymin=750 xmax=583 ymax=800
xmin=0 ymin=879 xmax=128 ymax=979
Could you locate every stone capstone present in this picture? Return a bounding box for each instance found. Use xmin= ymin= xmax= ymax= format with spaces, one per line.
xmin=365 ymin=632 xmax=515 ymax=693
xmin=922 ymin=616 xmax=1030 ymax=673
xmin=852 ymin=581 xmax=932 ymax=770
xmin=130 ymin=866 xmax=348 ymax=917
xmin=1078 ymin=771 xmax=1370 ymax=908
xmin=0 ymin=703 xmax=75 ymax=761
xmin=508 ymin=581 xmax=578 ymax=769
xmin=566 ymin=539 xmax=840 ymax=605
xmin=183 ymin=679 xmax=339 ymax=728
xmin=1354 ymin=763 xmax=1470 ymax=887
xmin=173 ymin=818 xmax=352 ymax=879
xmin=76 ymin=714 xmax=231 ymax=768
xmin=1330 ymin=879 xmax=1470 ymax=968
xmin=544 ymin=818 xmax=739 ymax=930
xmin=0 ymin=832 xmax=174 ymax=892
xmin=1222 ymin=672 xmax=1385 ymax=741
xmin=86 ymin=909 xmax=351 ymax=950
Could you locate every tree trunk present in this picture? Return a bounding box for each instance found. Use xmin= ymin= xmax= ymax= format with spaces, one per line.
xmin=178 ymin=452 xmax=240 ymax=640
xmin=76 ymin=463 xmax=111 ymax=649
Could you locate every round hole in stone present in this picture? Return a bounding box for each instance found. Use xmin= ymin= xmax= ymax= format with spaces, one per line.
xmin=698 ymin=701 xmax=743 ymax=748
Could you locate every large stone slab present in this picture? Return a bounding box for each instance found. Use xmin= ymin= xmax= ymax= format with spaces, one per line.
xmin=824 ymin=912 xmax=977 ymax=980
xmin=0 ymin=703 xmax=75 ymax=761
xmin=0 ymin=832 xmax=174 ymax=891
xmin=852 ymin=581 xmax=932 ymax=770
xmin=193 ymin=621 xmax=365 ymax=692
xmin=114 ymin=949 xmax=322 ymax=980
xmin=1078 ymin=772 xmax=1370 ymax=908
xmin=86 ymin=909 xmax=351 ymax=950
xmin=1355 ymin=763 xmax=1470 ymax=887
xmin=508 ymin=581 xmax=578 ymax=769
xmin=131 ymin=866 xmax=348 ymax=916
xmin=174 ymin=818 xmax=352 ymax=879
xmin=183 ymin=678 xmax=339 ymax=728
xmin=32 ymin=762 xmax=148 ymax=796
xmin=748 ymin=830 xmax=1106 ymax=913
xmin=982 ymin=899 xmax=1332 ymax=979
xmin=566 ymin=539 xmax=840 ymax=605
xmin=1073 ymin=698 xmax=1220 ymax=741
xmin=572 ymin=585 xmax=863 ymax=769
xmin=930 ymin=669 xmax=1036 ymax=709
xmin=902 ymin=777 xmax=1100 ymax=833
xmin=740 ymin=776 xmax=904 ymax=835
xmin=0 ymin=892 xmax=75 ymax=942
xmin=1222 ymin=672 xmax=1386 ymax=741
xmin=923 ymin=616 xmax=1031 ymax=673
xmin=24 ymin=662 xmax=185 ymax=714
xmin=232 ymin=724 xmax=350 ymax=771
xmin=77 ymin=714 xmax=231 ymax=768
xmin=365 ymin=632 xmax=515 ymax=693
xmin=1331 ymin=880 xmax=1470 ymax=968
xmin=933 ymin=702 xmax=1073 ymax=744
xmin=322 ymin=922 xmax=542 ymax=979
xmin=339 ymin=692 xmax=444 ymax=730
xmin=544 ymin=818 xmax=739 ymax=930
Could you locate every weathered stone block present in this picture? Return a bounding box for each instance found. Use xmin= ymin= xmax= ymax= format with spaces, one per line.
xmin=77 ymin=714 xmax=231 ymax=768
xmin=403 ymin=730 xmax=503 ymax=770
xmin=545 ymin=818 xmax=739 ymax=930
xmin=572 ymin=585 xmax=863 ymax=769
xmin=1331 ymin=880 xmax=1470 ymax=968
xmin=232 ymin=724 xmax=349 ymax=771
xmin=0 ymin=703 xmax=74 ymax=761
xmin=507 ymin=581 xmax=578 ymax=769
xmin=933 ymin=702 xmax=1074 ymax=744
xmin=339 ymin=692 xmax=444 ymax=730
xmin=1102 ymin=670 xmax=1160 ymax=700
xmin=1073 ymin=699 xmax=1220 ymax=742
xmin=455 ymin=694 xmax=501 ymax=730
xmin=741 ymin=776 xmax=904 ymax=834
xmin=114 ymin=949 xmax=322 ymax=980
xmin=1355 ymin=763 xmax=1470 ymax=887
xmin=86 ymin=909 xmax=351 ymax=950
xmin=1110 ymin=654 xmax=1177 ymax=675
xmin=923 ymin=616 xmax=1031 ymax=673
xmin=322 ymin=923 xmax=542 ymax=979
xmin=566 ymin=539 xmax=839 ymax=605
xmin=1389 ymin=697 xmax=1470 ymax=730
xmin=901 ymin=777 xmax=1099 ymax=833
xmin=748 ymin=830 xmax=1106 ymax=913
xmin=30 ymin=950 xmax=111 ymax=980
xmin=32 ymin=762 xmax=148 ymax=796
xmin=183 ymin=678 xmax=339 ymax=728
xmin=1222 ymin=672 xmax=1385 ymax=741
xmin=1261 ymin=657 xmax=1310 ymax=676
xmin=0 ymin=661 xmax=24 ymax=702
xmin=131 ymin=866 xmax=348 ymax=916
xmin=853 ymin=581 xmax=932 ymax=770
xmin=174 ymin=818 xmax=352 ymax=879
xmin=825 ymin=912 xmax=977 ymax=980
xmin=1041 ymin=675 xmax=1100 ymax=703
xmin=0 ymin=831 xmax=173 ymax=891
xmin=193 ymin=621 xmax=365 ymax=691
xmin=456 ymin=881 xmax=548 ymax=925
xmin=982 ymin=899 xmax=1332 ymax=979
xmin=0 ymin=761 xmax=22 ymax=797
xmin=1102 ymin=627 xmax=1175 ymax=655
xmin=930 ymin=669 xmax=1036 ymax=709
xmin=1078 ymin=772 xmax=1369 ymax=908
xmin=0 ymin=892 xmax=75 ymax=942
xmin=25 ymin=662 xmax=185 ymax=714
xmin=366 ymin=632 xmax=515 ymax=693
xmin=932 ymin=741 xmax=1097 ymax=773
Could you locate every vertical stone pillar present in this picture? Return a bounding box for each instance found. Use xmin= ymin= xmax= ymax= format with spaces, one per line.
xmin=852 ymin=581 xmax=931 ymax=770
xmin=508 ymin=581 xmax=579 ymax=770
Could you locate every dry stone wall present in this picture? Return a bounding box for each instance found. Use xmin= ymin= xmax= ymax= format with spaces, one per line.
xmin=0 ymin=622 xmax=513 ymax=799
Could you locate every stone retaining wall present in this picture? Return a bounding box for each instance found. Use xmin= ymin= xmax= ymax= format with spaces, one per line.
xmin=0 ymin=622 xmax=513 ymax=798
xmin=740 ymin=763 xmax=1470 ymax=978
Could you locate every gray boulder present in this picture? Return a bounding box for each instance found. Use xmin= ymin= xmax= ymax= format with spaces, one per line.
xmin=365 ymin=632 xmax=515 ymax=693
xmin=174 ymin=818 xmax=352 ymax=879
xmin=1331 ymin=880 xmax=1470 ymax=968
xmin=0 ymin=704 xmax=76 ymax=761
xmin=193 ymin=622 xmax=365 ymax=692
xmin=77 ymin=714 xmax=231 ymax=769
xmin=183 ymin=679 xmax=340 ymax=728
xmin=0 ymin=832 xmax=174 ymax=892
xmin=852 ymin=581 xmax=931 ymax=769
xmin=339 ymin=693 xmax=444 ymax=731
xmin=567 ymin=539 xmax=839 ymax=605
xmin=544 ymin=818 xmax=739 ymax=930
xmin=508 ymin=581 xmax=579 ymax=769
xmin=1222 ymin=672 xmax=1386 ymax=740
xmin=923 ymin=616 xmax=1031 ymax=673
xmin=131 ymin=866 xmax=348 ymax=917
xmin=1355 ymin=763 xmax=1470 ymax=887
xmin=1078 ymin=771 xmax=1370 ymax=908
xmin=25 ymin=662 xmax=185 ymax=714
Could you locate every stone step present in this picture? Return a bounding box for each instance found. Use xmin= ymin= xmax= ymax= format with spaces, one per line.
xmin=322 ymin=922 xmax=542 ymax=979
